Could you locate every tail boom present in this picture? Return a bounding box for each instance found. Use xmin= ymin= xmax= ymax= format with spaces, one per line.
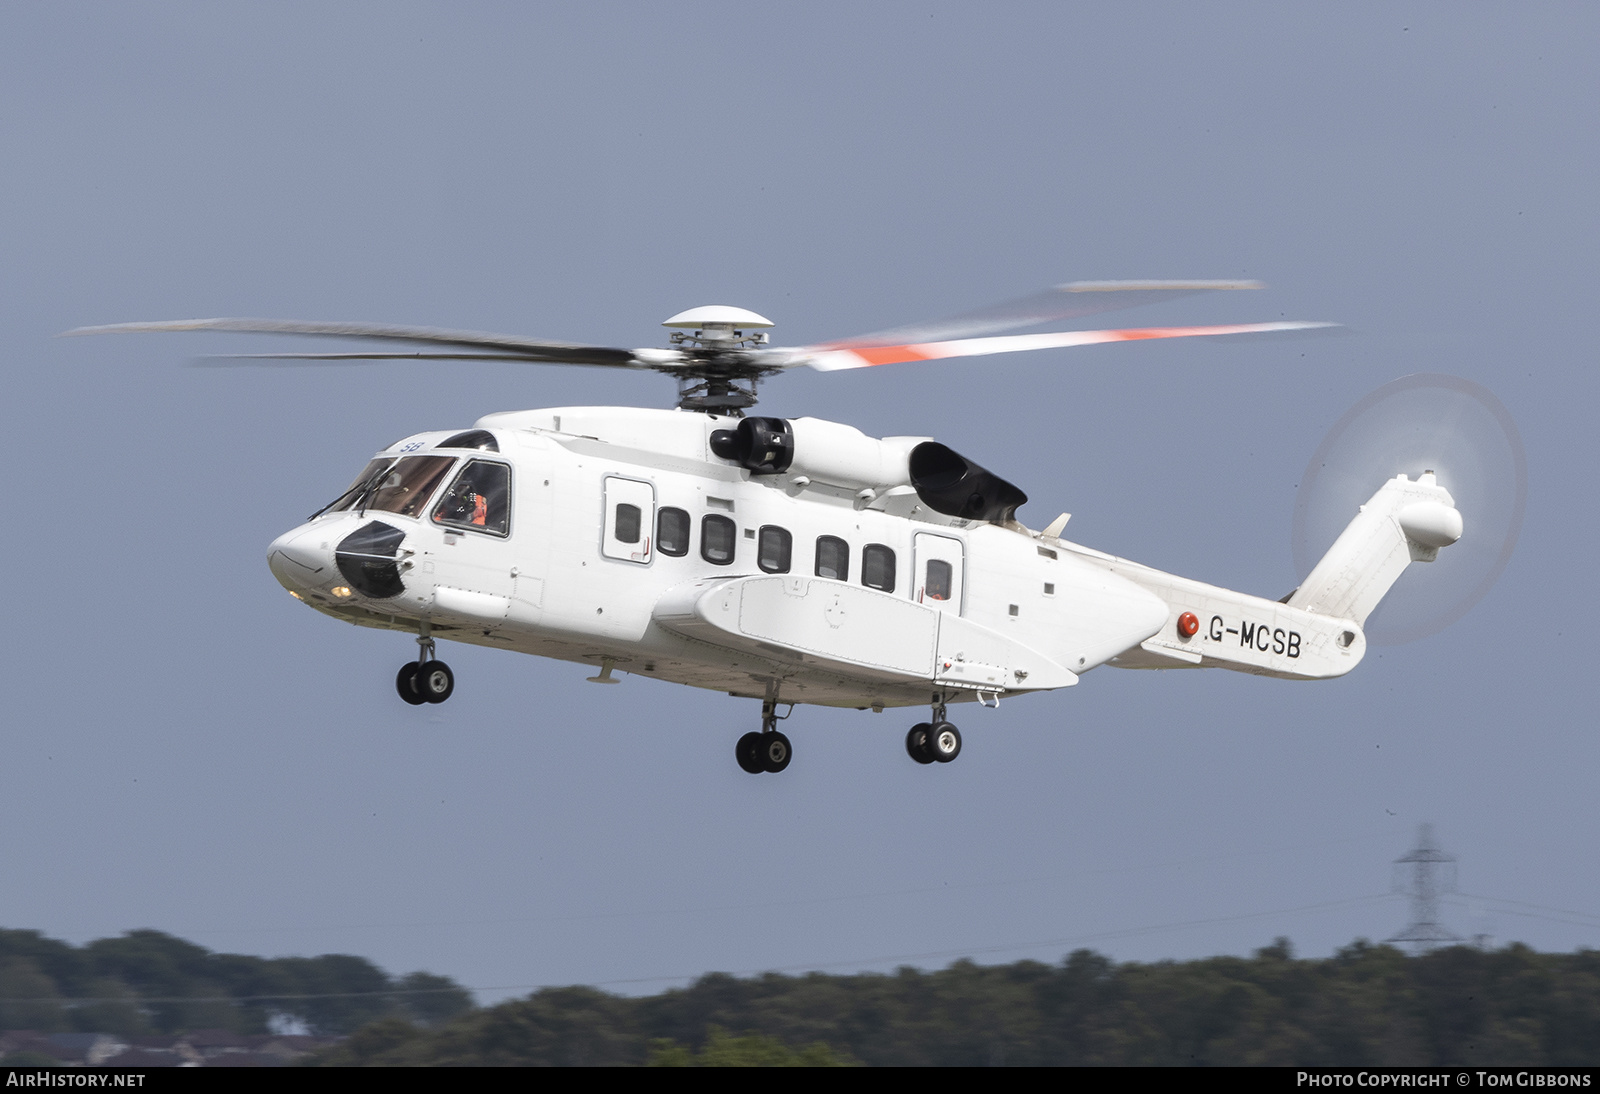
xmin=1103 ymin=567 xmax=1367 ymax=679
xmin=1081 ymin=470 xmax=1460 ymax=680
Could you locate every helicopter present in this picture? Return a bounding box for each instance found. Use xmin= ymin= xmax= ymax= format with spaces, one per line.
xmin=72 ymin=281 xmax=1474 ymax=775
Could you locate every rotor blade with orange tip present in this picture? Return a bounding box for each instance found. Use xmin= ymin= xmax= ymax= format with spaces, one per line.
xmin=826 ymin=279 xmax=1267 ymax=347
xmin=797 ymin=321 xmax=1340 ymax=372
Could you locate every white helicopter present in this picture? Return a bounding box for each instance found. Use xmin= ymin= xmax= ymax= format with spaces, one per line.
xmin=74 ymin=282 xmax=1483 ymax=774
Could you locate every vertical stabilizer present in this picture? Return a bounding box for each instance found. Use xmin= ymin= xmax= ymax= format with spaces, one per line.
xmin=1288 ymin=472 xmax=1463 ymax=624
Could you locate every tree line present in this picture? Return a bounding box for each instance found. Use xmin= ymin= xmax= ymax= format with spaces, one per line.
xmin=312 ymin=939 xmax=1600 ymax=1066
xmin=0 ymin=928 xmax=472 ymax=1037
xmin=4 ymin=928 xmax=1597 ymax=1064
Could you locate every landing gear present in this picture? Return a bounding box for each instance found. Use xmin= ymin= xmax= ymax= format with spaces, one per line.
xmin=760 ymin=731 xmax=792 ymax=773
xmin=906 ymin=723 xmax=935 ymax=764
xmin=736 ymin=732 xmax=765 ymax=774
xmin=735 ymin=697 xmax=794 ymax=774
xmin=416 ymin=661 xmax=455 ymax=703
xmin=907 ymin=699 xmax=961 ymax=764
xmin=396 ymin=663 xmax=426 ymax=705
xmin=927 ymin=722 xmax=961 ymax=762
xmin=397 ymin=626 xmax=453 ymax=705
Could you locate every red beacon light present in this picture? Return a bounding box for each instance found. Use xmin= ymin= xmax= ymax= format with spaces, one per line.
xmin=1177 ymin=611 xmax=1200 ymax=637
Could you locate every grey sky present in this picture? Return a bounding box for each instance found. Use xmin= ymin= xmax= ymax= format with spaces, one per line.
xmin=3 ymin=3 xmax=1596 ymax=1002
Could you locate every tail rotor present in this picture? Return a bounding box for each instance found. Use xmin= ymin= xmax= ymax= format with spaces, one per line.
xmin=1291 ymin=374 xmax=1527 ymax=645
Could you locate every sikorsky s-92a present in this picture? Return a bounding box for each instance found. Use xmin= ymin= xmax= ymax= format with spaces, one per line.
xmin=74 ymin=281 xmax=1510 ymax=775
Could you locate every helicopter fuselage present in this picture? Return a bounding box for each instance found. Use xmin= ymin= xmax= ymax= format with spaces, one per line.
xmin=266 ymin=406 xmax=1373 ymax=716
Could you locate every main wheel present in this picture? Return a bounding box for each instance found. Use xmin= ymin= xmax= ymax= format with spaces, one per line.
xmin=761 ymin=732 xmax=792 ymax=773
xmin=395 ymin=663 xmax=426 ymax=706
xmin=928 ymin=722 xmax=962 ymax=763
xmin=417 ymin=661 xmax=455 ymax=704
xmin=905 ymin=723 xmax=935 ymax=764
xmin=736 ymin=732 xmax=765 ymax=774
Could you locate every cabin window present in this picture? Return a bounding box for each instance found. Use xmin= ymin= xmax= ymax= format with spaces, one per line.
xmin=657 ymin=508 xmax=690 ymax=557
xmin=614 ymin=504 xmax=641 ymax=544
xmin=432 ymin=459 xmax=511 ymax=535
xmin=702 ymin=514 xmax=736 ymax=565
xmin=815 ymin=535 xmax=849 ymax=581
xmin=925 ymin=559 xmax=953 ymax=601
xmin=862 ymin=544 xmax=896 ymax=593
xmin=758 ymin=526 xmax=792 ymax=574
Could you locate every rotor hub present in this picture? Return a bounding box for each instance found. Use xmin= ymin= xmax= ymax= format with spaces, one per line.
xmin=660 ymin=306 xmax=777 ymax=411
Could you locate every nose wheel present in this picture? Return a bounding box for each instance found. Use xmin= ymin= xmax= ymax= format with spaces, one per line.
xmin=397 ymin=629 xmax=454 ymax=705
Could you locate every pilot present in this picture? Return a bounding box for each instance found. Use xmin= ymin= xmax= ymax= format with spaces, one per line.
xmin=436 ymin=478 xmax=488 ymax=526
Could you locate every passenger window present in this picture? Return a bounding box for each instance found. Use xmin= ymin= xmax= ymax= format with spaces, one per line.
xmin=815 ymin=535 xmax=849 ymax=581
xmin=431 ymin=460 xmax=510 ymax=534
xmin=925 ymin=559 xmax=953 ymax=601
xmin=758 ymin=526 xmax=792 ymax=574
xmin=615 ymin=503 xmax=641 ymax=544
xmin=657 ymin=508 xmax=690 ymax=557
xmin=862 ymin=544 xmax=896 ymax=593
xmin=702 ymin=514 xmax=736 ymax=565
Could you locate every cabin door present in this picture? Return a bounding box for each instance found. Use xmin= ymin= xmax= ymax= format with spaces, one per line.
xmin=913 ymin=533 xmax=964 ymax=614
xmin=601 ymin=476 xmax=655 ymax=564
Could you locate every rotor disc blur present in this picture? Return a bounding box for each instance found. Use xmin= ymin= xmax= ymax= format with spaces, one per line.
xmin=1291 ymin=374 xmax=1526 ymax=645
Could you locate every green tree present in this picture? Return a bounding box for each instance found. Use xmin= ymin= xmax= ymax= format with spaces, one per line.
xmin=649 ymin=1027 xmax=857 ymax=1066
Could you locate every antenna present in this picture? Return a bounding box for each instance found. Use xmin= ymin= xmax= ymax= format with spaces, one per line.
xmin=1386 ymin=823 xmax=1462 ymax=953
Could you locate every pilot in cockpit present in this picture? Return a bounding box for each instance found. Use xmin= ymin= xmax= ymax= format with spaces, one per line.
xmin=435 ymin=477 xmax=487 ymax=527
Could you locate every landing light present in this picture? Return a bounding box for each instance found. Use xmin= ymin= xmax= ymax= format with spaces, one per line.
xmin=331 ymin=586 xmax=353 ymax=598
xmin=288 ymin=591 xmax=304 ymax=601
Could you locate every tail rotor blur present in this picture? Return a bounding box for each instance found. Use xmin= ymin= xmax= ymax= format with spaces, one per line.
xmin=1291 ymin=374 xmax=1527 ymax=645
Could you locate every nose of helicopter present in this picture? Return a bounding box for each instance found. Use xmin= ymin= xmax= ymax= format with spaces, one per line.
xmin=267 ymin=523 xmax=332 ymax=591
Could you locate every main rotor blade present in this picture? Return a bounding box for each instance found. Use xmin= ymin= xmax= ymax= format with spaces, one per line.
xmin=796 ymin=320 xmax=1338 ymax=371
xmin=191 ymin=352 xmax=590 ymax=365
xmin=65 ymin=318 xmax=645 ymax=368
xmin=824 ymin=280 xmax=1265 ymax=347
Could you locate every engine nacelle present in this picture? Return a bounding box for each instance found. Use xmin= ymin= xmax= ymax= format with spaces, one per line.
xmin=710 ymin=417 xmax=923 ymax=489
xmin=709 ymin=418 xmax=1028 ymax=524
xmin=907 ymin=442 xmax=1028 ymax=524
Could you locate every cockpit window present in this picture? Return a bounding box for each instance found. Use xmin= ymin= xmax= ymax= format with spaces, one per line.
xmin=433 ymin=460 xmax=511 ymax=535
xmin=366 ymin=455 xmax=457 ymax=518
xmin=315 ymin=458 xmax=395 ymax=518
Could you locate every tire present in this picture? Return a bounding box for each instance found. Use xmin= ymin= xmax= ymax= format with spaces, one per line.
xmin=761 ymin=732 xmax=792 ymax=773
xmin=417 ymin=661 xmax=455 ymax=704
xmin=929 ymin=722 xmax=962 ymax=763
xmin=396 ymin=663 xmax=426 ymax=706
xmin=736 ymin=732 xmax=765 ymax=774
xmin=905 ymin=723 xmax=935 ymax=764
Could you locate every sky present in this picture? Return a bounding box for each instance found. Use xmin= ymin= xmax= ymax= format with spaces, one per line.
xmin=2 ymin=3 xmax=1597 ymax=1004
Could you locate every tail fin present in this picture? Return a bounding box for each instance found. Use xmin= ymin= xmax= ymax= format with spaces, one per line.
xmin=1287 ymin=472 xmax=1463 ymax=624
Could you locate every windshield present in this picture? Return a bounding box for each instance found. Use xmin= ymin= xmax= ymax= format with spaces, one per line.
xmin=315 ymin=458 xmax=395 ymax=518
xmin=365 ymin=455 xmax=457 ymax=517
